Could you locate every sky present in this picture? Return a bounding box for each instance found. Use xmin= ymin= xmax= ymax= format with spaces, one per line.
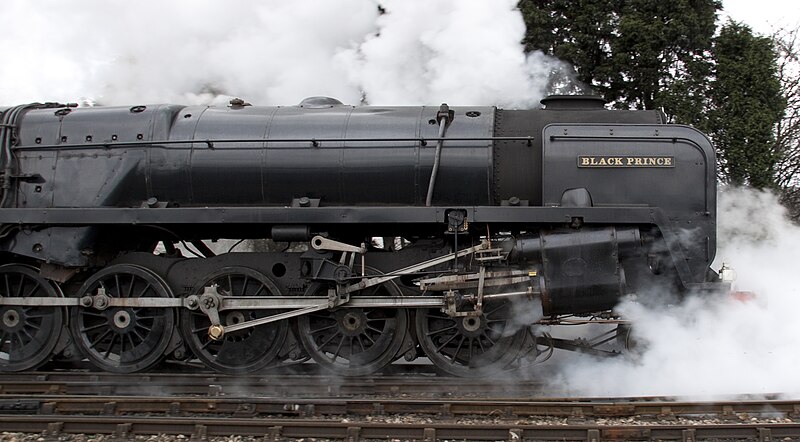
xmin=723 ymin=0 xmax=800 ymax=34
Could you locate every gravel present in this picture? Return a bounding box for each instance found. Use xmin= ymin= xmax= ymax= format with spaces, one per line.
xmin=2 ymin=412 xmax=798 ymax=442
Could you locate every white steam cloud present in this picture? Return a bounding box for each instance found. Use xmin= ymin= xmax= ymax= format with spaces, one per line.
xmin=1 ymin=0 xmax=555 ymax=107
xmin=548 ymin=188 xmax=800 ymax=398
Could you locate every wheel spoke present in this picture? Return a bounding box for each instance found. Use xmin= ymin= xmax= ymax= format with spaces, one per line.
xmin=435 ymin=331 xmax=458 ymax=353
xmin=137 ymin=283 xmax=153 ymax=299
xmin=450 ymin=336 xmax=466 ymax=364
xmin=80 ymin=311 xmax=107 ymax=318
xmin=127 ymin=334 xmax=138 ymax=350
xmin=135 ymin=323 xmax=153 ymax=334
xmin=356 ymin=335 xmax=366 ymax=352
xmin=426 ymin=324 xmax=456 ymax=337
xmin=309 ymin=323 xmax=338 ymax=334
xmin=89 ymin=329 xmax=112 ymax=349
xmin=103 ymin=334 xmax=117 ymax=359
xmin=330 ymin=336 xmax=346 ymax=361
xmin=251 ymin=284 xmax=266 ymax=297
xmin=126 ymin=274 xmax=135 ymax=298
xmin=13 ymin=274 xmax=24 ymax=297
xmin=486 ymin=321 xmax=504 ymax=331
xmin=23 ymin=322 xmax=41 ymax=332
xmin=4 ymin=274 xmax=11 ymax=298
xmin=22 ymin=312 xmax=47 ymax=320
xmin=24 ymin=280 xmax=42 ymax=298
xmin=316 ymin=330 xmax=342 ymax=350
xmin=361 ymin=332 xmax=376 ymax=345
xmin=15 ymin=331 xmax=29 ymax=346
xmin=365 ymin=324 xmax=384 ymax=334
xmin=115 ymin=274 xmax=122 ymax=298
xmin=125 ymin=328 xmax=145 ymax=348
xmin=484 ymin=303 xmax=506 ymax=316
xmin=239 ymin=276 xmax=249 ymax=297
xmin=81 ymin=323 xmax=107 ymax=333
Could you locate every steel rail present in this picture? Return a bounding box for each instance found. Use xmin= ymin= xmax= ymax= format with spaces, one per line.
xmin=2 ymin=394 xmax=800 ymax=420
xmin=0 ymin=410 xmax=799 ymax=441
xmin=0 ymin=371 xmax=548 ymax=397
xmin=0 ymin=372 xmax=798 ymax=420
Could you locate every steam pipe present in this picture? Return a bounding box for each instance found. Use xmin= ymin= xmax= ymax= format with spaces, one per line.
xmin=425 ymin=104 xmax=454 ymax=206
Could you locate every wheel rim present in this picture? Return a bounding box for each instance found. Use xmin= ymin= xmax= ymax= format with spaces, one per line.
xmin=0 ymin=265 xmax=64 ymax=372
xmin=180 ymin=267 xmax=288 ymax=374
xmin=295 ymin=277 xmax=407 ymax=376
xmin=415 ymin=300 xmax=527 ymax=377
xmin=69 ymin=264 xmax=174 ymax=373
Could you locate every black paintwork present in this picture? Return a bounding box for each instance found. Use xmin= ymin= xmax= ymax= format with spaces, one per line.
xmin=0 ymin=97 xmax=718 ymax=295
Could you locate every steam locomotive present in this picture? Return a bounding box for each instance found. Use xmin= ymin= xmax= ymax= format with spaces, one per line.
xmin=0 ymin=96 xmax=724 ymax=376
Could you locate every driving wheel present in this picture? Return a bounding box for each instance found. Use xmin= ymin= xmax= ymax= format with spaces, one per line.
xmin=180 ymin=267 xmax=289 ymax=374
xmin=69 ymin=264 xmax=175 ymax=373
xmin=295 ymin=273 xmax=407 ymax=376
xmin=415 ymin=300 xmax=527 ymax=377
xmin=0 ymin=265 xmax=64 ymax=372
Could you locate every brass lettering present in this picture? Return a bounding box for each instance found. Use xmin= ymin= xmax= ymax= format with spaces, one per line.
xmin=578 ymin=155 xmax=675 ymax=168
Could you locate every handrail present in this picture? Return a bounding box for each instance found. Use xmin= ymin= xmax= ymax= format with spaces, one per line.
xmin=12 ymin=136 xmax=535 ymax=151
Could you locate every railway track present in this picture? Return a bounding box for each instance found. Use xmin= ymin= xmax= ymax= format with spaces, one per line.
xmin=0 ymin=367 xmax=550 ymax=397
xmin=0 ymin=371 xmax=799 ymax=441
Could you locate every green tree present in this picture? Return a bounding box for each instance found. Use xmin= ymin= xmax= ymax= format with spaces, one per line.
xmin=707 ymin=21 xmax=786 ymax=188
xmin=518 ymin=0 xmax=720 ymax=122
xmin=520 ymin=0 xmax=621 ymax=92
xmin=772 ymin=26 xmax=800 ymax=219
xmin=519 ymin=2 xmax=790 ymax=190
